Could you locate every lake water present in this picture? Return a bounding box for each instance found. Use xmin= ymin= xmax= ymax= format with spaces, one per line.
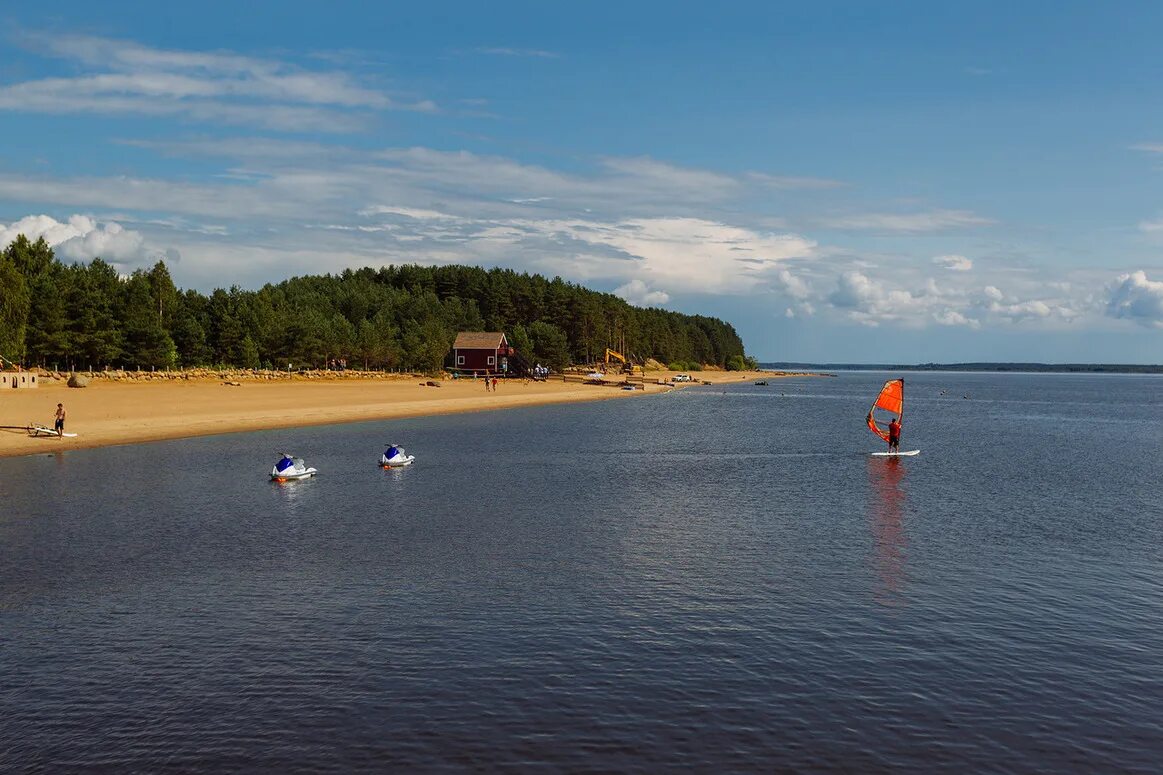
xmin=2 ymin=372 xmax=1161 ymax=772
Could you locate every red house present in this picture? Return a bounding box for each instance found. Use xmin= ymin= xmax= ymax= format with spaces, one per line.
xmin=452 ymin=331 xmax=513 ymax=375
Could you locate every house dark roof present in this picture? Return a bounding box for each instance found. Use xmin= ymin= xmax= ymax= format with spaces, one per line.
xmin=453 ymin=331 xmax=507 ymax=349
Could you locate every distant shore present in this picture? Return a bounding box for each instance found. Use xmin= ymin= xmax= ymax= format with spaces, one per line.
xmin=763 ymin=362 xmax=1163 ymax=374
xmin=0 ymin=368 xmax=793 ymax=459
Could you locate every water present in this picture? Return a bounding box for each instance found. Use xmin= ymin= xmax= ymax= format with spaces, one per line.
xmin=2 ymin=372 xmax=1161 ymax=772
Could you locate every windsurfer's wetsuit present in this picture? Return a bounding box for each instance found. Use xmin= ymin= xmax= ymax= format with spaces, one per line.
xmin=888 ymin=419 xmax=901 ymax=451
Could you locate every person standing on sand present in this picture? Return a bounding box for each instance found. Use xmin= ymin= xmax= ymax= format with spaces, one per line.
xmin=492 ymin=375 xmax=499 ymax=391
xmin=485 ymin=374 xmax=491 ymax=392
xmin=54 ymin=403 xmax=66 ymax=437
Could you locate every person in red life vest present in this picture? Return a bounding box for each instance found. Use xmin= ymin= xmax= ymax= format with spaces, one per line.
xmin=887 ymin=416 xmax=901 ymax=452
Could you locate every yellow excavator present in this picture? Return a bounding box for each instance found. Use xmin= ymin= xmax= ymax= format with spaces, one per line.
xmin=603 ymin=348 xmax=640 ymax=375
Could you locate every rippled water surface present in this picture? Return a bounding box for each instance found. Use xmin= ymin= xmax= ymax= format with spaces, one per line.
xmin=3 ymin=372 xmax=1162 ymax=771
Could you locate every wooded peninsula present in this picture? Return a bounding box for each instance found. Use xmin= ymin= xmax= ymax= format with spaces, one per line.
xmin=0 ymin=235 xmax=756 ymax=374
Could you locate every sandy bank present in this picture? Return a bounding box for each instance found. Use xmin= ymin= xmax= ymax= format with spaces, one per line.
xmin=0 ymin=370 xmax=793 ymax=458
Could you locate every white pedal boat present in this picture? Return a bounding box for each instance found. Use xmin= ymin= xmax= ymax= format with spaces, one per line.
xmin=271 ymin=454 xmax=317 ymax=481
xmin=380 ymin=445 xmax=415 ymax=468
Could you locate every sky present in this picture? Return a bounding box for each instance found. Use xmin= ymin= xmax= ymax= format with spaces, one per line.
xmin=3 ymin=1 xmax=1163 ymax=362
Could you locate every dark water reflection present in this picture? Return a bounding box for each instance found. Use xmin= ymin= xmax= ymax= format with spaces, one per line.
xmin=867 ymin=457 xmax=907 ymax=603
xmin=2 ymin=372 xmax=1162 ymax=771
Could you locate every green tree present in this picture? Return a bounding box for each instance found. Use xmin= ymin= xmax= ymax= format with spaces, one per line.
xmin=4 ymin=235 xmax=54 ymax=280
xmin=507 ymin=324 xmax=533 ymax=364
xmin=147 ymin=261 xmax=180 ymax=331
xmin=122 ymin=272 xmax=177 ymax=369
xmin=67 ymin=259 xmax=125 ymax=367
xmin=25 ymin=265 xmax=71 ymax=366
xmin=0 ymin=251 xmax=30 ymax=361
xmin=528 ymin=321 xmax=569 ymax=371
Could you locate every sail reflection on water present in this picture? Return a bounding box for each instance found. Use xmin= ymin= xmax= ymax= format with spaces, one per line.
xmin=867 ymin=456 xmax=908 ymax=605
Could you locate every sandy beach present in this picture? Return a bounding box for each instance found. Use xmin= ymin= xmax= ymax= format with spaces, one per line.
xmin=0 ymin=370 xmax=782 ymax=458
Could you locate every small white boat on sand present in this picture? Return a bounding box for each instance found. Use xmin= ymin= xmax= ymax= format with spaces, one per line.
xmin=380 ymin=444 xmax=415 ymax=468
xmin=26 ymin=424 xmax=77 ymax=438
xmin=271 ymin=454 xmax=317 ymax=481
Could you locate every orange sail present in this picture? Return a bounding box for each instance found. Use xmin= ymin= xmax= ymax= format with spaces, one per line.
xmin=866 ymin=378 xmax=904 ymax=443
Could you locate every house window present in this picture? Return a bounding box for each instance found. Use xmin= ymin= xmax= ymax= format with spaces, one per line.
xmin=457 ymin=355 xmax=465 ymax=365
xmin=487 ymin=356 xmax=495 ymax=366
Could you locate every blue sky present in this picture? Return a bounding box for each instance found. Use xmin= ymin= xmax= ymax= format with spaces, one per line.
xmin=3 ymin=1 xmax=1163 ymax=362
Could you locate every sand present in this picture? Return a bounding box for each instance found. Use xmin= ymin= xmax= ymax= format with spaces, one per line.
xmin=0 ymin=370 xmax=782 ymax=458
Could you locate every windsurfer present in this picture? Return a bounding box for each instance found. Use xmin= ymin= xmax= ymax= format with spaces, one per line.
xmin=888 ymin=416 xmax=901 ymax=452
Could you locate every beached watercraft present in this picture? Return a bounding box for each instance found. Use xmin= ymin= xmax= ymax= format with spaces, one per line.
xmin=26 ymin=424 xmax=78 ymax=438
xmin=271 ymin=454 xmax=317 ymax=481
xmin=380 ymin=444 xmax=415 ymax=468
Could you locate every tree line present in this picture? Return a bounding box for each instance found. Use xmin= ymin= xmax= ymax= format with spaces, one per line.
xmin=0 ymin=234 xmax=756 ymax=373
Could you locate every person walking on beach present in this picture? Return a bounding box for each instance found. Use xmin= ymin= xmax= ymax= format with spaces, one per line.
xmin=54 ymin=403 xmax=67 ymax=437
xmin=492 ymin=375 xmax=499 ymax=391
xmin=485 ymin=374 xmax=491 ymax=392
xmin=887 ymin=415 xmax=901 ymax=452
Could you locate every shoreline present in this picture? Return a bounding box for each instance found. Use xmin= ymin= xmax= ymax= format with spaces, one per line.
xmin=0 ymin=369 xmax=798 ymax=459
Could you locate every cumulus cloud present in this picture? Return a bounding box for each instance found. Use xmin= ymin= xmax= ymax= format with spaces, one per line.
xmin=772 ymin=268 xmax=810 ymax=299
xmin=934 ymin=309 xmax=978 ymax=328
xmin=614 ymin=279 xmax=670 ymax=306
xmin=819 ymin=270 xmax=1070 ymax=329
xmin=933 ymin=254 xmax=973 ymax=271
xmin=826 ymin=271 xmax=924 ymax=326
xmin=1105 ymin=271 xmax=1163 ymax=327
xmin=0 ymin=214 xmax=172 ymax=267
xmin=973 ymin=285 xmax=1078 ymax=324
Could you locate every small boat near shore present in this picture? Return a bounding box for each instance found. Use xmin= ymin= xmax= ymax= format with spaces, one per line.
xmin=380 ymin=444 xmax=415 ymax=468
xmin=271 ymin=454 xmax=317 ymax=481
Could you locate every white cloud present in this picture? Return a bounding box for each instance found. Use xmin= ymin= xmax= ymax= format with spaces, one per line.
xmin=745 ymin=172 xmax=845 ymax=190
xmin=473 ymin=47 xmax=560 ymax=58
xmin=772 ymin=268 xmax=810 ymax=299
xmin=819 ymin=209 xmax=993 ymax=233
xmin=520 ymin=217 xmax=816 ymax=293
xmin=0 ymin=33 xmax=421 ymax=131
xmin=0 ymin=214 xmax=169 ymax=267
xmin=826 ymin=271 xmax=925 ymax=326
xmin=933 ymin=254 xmax=973 ymax=271
xmin=934 ymin=309 xmax=979 ymax=328
xmin=359 ymin=205 xmax=463 ymax=221
xmin=614 ymin=279 xmax=670 ymax=306
xmin=1105 ymin=271 xmax=1163 ymax=327
xmin=784 ymin=301 xmax=815 ymax=319
xmin=599 ymin=157 xmax=740 ymax=200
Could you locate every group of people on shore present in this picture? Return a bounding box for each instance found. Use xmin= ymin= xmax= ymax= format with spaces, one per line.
xmin=483 ymin=375 xmax=501 ymax=392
